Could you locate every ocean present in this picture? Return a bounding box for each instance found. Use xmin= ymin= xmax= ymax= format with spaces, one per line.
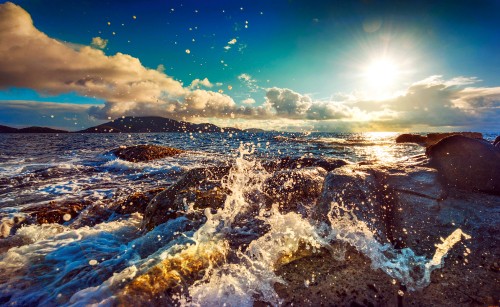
xmin=0 ymin=132 xmax=497 ymax=306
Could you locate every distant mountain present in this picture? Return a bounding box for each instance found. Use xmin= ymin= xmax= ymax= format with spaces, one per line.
xmin=78 ymin=116 xmax=243 ymax=133
xmin=0 ymin=125 xmax=68 ymax=133
xmin=0 ymin=125 xmax=19 ymax=133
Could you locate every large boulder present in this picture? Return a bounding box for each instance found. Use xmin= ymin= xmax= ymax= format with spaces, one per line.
xmin=314 ymin=162 xmax=447 ymax=252
xmin=111 ymin=145 xmax=183 ymax=162
xmin=425 ymin=132 xmax=482 ymax=146
xmin=315 ymin=164 xmax=391 ymax=243
xmin=304 ymin=162 xmax=499 ymax=305
xmin=384 ymin=166 xmax=447 ymax=254
xmin=426 ymin=135 xmax=500 ymax=194
xmin=395 ymin=132 xmax=483 ymax=146
xmin=395 ymin=133 xmax=426 ymax=144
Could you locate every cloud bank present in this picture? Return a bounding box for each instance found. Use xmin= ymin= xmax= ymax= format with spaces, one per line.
xmin=0 ymin=2 xmax=498 ymax=131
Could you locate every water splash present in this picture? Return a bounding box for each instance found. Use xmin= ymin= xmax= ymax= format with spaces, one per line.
xmin=325 ymin=201 xmax=471 ymax=290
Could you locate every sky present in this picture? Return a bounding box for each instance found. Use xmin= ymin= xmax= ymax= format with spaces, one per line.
xmin=0 ymin=0 xmax=499 ymax=132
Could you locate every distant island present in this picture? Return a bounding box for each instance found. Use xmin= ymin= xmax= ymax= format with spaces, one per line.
xmin=0 ymin=125 xmax=68 ymax=133
xmin=0 ymin=116 xmax=267 ymax=134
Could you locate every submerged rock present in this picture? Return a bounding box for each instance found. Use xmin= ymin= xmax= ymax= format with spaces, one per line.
xmin=426 ymin=135 xmax=500 ymax=193
xmin=111 ymin=144 xmax=183 ymax=162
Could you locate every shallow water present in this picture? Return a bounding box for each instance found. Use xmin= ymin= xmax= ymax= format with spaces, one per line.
xmin=0 ymin=132 xmax=494 ymax=305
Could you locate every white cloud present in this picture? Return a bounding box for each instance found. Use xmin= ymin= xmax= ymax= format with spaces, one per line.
xmin=189 ymin=78 xmax=213 ymax=89
xmin=90 ymin=36 xmax=108 ymax=49
xmin=238 ymin=73 xmax=259 ymax=92
xmin=242 ymin=98 xmax=255 ymax=104
xmin=0 ymin=2 xmax=243 ymax=121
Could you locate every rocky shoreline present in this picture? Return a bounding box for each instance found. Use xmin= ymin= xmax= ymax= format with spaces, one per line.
xmin=1 ymin=133 xmax=499 ymax=305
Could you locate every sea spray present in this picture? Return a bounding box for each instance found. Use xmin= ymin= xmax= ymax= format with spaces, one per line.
xmin=325 ymin=201 xmax=471 ymax=290
xmin=186 ymin=144 xmax=327 ymax=306
xmin=0 ymin=213 xmax=143 ymax=305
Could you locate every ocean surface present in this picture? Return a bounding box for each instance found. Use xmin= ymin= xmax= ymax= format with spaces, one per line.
xmin=0 ymin=132 xmax=496 ymax=305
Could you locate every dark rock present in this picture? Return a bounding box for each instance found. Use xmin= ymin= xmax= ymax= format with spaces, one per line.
xmin=395 ymin=132 xmax=483 ymax=146
xmin=295 ymin=161 xmax=499 ymax=305
xmin=263 ymin=156 xmax=349 ymax=172
xmin=111 ymin=144 xmax=183 ymax=162
xmin=264 ymin=167 xmax=327 ymax=215
xmin=68 ymin=187 xmax=166 ymax=228
xmin=274 ymin=245 xmax=401 ymax=306
xmin=395 ymin=134 xmax=426 ymax=144
xmin=141 ymin=166 xmax=231 ymax=230
xmin=384 ymin=167 xmax=447 ymax=254
xmin=425 ymin=132 xmax=482 ymax=146
xmin=114 ymin=188 xmax=166 ymax=215
xmin=0 ymin=215 xmax=30 ymax=238
xmin=315 ymin=164 xmax=392 ymax=243
xmin=21 ymin=200 xmax=89 ymax=225
xmin=315 ymin=162 xmax=448 ymax=253
xmin=426 ymin=135 xmax=500 ymax=193
xmin=494 ymin=135 xmax=500 ymax=147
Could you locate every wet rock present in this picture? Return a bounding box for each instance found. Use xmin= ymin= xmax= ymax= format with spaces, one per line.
xmin=315 ymin=162 xmax=448 ymax=251
xmin=494 ymin=135 xmax=500 ymax=147
xmin=141 ymin=166 xmax=231 ymax=230
xmin=264 ymin=167 xmax=327 ymax=215
xmin=426 ymin=135 xmax=500 ymax=193
xmin=21 ymin=200 xmax=89 ymax=225
xmin=69 ymin=188 xmax=166 ymax=228
xmin=395 ymin=132 xmax=483 ymax=147
xmin=274 ymin=245 xmax=400 ymax=306
xmin=288 ymin=161 xmax=499 ymax=306
xmin=0 ymin=215 xmax=30 ymax=238
xmin=114 ymin=188 xmax=166 ymax=215
xmin=384 ymin=167 xmax=447 ymax=254
xmin=425 ymin=132 xmax=483 ymax=146
xmin=395 ymin=133 xmax=426 ymax=144
xmin=315 ymin=164 xmax=391 ymax=242
xmin=263 ymin=156 xmax=349 ymax=172
xmin=111 ymin=145 xmax=183 ymax=162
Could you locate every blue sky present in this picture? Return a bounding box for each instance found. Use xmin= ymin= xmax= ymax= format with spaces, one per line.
xmin=0 ymin=0 xmax=499 ymax=131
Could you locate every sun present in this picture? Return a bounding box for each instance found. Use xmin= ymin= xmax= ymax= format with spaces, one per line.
xmin=363 ymin=57 xmax=400 ymax=93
